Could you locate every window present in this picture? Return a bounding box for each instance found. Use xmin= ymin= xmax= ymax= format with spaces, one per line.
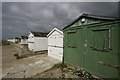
xmin=67 ymin=30 xmax=77 ymax=48
xmin=91 ymin=29 xmax=111 ymax=51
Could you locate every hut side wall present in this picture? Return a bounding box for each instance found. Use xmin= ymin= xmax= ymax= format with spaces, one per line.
xmin=33 ymin=37 xmax=48 ymax=51
xmin=28 ymin=33 xmax=48 ymax=52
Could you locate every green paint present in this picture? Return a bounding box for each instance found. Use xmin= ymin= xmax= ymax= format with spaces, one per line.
xmin=63 ymin=17 xmax=120 ymax=79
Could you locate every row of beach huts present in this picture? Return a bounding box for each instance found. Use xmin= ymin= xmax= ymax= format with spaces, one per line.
xmin=7 ymin=13 xmax=120 ymax=79
xmin=7 ymin=28 xmax=63 ymax=61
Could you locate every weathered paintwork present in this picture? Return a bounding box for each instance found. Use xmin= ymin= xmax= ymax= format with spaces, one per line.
xmin=63 ymin=16 xmax=120 ymax=79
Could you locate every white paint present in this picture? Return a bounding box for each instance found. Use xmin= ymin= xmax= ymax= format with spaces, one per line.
xmin=47 ymin=28 xmax=63 ymax=62
xmin=19 ymin=38 xmax=28 ymax=44
xmin=7 ymin=38 xmax=17 ymax=43
xmin=28 ymin=32 xmax=48 ymax=52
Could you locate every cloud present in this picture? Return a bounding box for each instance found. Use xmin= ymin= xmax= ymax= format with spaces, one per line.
xmin=2 ymin=2 xmax=118 ymax=39
xmin=2 ymin=0 xmax=119 ymax=2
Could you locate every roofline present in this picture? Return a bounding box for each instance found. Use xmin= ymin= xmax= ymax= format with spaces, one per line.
xmin=47 ymin=28 xmax=63 ymax=37
xmin=30 ymin=31 xmax=48 ymax=34
xmin=29 ymin=31 xmax=34 ymax=36
xmin=30 ymin=31 xmax=48 ymax=35
xmin=29 ymin=31 xmax=48 ymax=37
xmin=63 ymin=13 xmax=118 ymax=30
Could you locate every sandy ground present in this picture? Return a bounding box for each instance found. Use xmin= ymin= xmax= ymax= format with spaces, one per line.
xmin=2 ymin=44 xmax=60 ymax=78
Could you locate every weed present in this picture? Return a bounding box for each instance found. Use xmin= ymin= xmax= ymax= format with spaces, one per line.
xmin=53 ymin=63 xmax=67 ymax=69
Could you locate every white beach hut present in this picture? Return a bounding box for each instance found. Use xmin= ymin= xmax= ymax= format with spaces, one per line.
xmin=28 ymin=31 xmax=48 ymax=52
xmin=19 ymin=36 xmax=28 ymax=44
xmin=7 ymin=38 xmax=18 ymax=43
xmin=47 ymin=28 xmax=63 ymax=62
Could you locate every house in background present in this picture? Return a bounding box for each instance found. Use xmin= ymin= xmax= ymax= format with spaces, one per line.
xmin=19 ymin=36 xmax=28 ymax=45
xmin=7 ymin=37 xmax=21 ymax=43
xmin=14 ymin=37 xmax=21 ymax=43
xmin=28 ymin=31 xmax=48 ymax=52
xmin=47 ymin=28 xmax=63 ymax=62
xmin=7 ymin=38 xmax=17 ymax=43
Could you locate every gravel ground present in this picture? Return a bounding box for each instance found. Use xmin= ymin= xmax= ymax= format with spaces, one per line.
xmin=33 ymin=64 xmax=80 ymax=78
xmin=32 ymin=63 xmax=101 ymax=80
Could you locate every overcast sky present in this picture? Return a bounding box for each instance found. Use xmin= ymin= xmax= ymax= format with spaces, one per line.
xmin=2 ymin=2 xmax=118 ymax=40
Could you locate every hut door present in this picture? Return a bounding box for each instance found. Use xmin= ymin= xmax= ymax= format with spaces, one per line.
xmin=65 ymin=30 xmax=80 ymax=65
xmin=90 ymin=27 xmax=119 ymax=78
xmin=64 ymin=28 xmax=83 ymax=66
xmin=67 ymin=30 xmax=77 ymax=48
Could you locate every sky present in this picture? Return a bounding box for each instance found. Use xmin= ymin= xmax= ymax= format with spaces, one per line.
xmin=2 ymin=2 xmax=119 ymax=40
xmin=0 ymin=2 xmax=2 ymax=40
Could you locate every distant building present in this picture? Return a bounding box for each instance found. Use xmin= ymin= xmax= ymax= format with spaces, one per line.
xmin=19 ymin=36 xmax=28 ymax=45
xmin=28 ymin=31 xmax=48 ymax=52
xmin=47 ymin=28 xmax=63 ymax=61
xmin=7 ymin=38 xmax=17 ymax=43
xmin=15 ymin=37 xmax=21 ymax=43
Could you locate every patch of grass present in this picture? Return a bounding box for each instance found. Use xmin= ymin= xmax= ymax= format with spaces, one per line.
xmin=13 ymin=50 xmax=48 ymax=59
xmin=53 ymin=63 xmax=67 ymax=69
xmin=14 ymin=53 xmax=27 ymax=59
xmin=14 ymin=53 xmax=21 ymax=59
xmin=2 ymin=40 xmax=10 ymax=45
xmin=34 ymin=50 xmax=47 ymax=54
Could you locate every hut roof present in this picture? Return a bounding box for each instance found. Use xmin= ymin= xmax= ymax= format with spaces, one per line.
xmin=31 ymin=31 xmax=48 ymax=37
xmin=63 ymin=13 xmax=119 ymax=30
xmin=47 ymin=28 xmax=63 ymax=37
xmin=21 ymin=36 xmax=28 ymax=39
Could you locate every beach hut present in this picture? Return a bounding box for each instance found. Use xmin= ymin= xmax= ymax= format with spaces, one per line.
xmin=63 ymin=13 xmax=120 ymax=78
xmin=19 ymin=36 xmax=28 ymax=44
xmin=7 ymin=38 xmax=17 ymax=43
xmin=47 ymin=28 xmax=63 ymax=61
xmin=28 ymin=31 xmax=48 ymax=52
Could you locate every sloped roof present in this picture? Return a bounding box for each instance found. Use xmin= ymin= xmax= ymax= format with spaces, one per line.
xmin=21 ymin=36 xmax=28 ymax=39
xmin=63 ymin=13 xmax=118 ymax=30
xmin=15 ymin=37 xmax=21 ymax=39
xmin=31 ymin=31 xmax=48 ymax=37
xmin=47 ymin=28 xmax=63 ymax=37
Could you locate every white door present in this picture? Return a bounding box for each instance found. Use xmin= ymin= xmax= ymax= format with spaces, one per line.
xmin=55 ymin=35 xmax=63 ymax=47
xmin=29 ymin=43 xmax=34 ymax=51
xmin=48 ymin=46 xmax=63 ymax=61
